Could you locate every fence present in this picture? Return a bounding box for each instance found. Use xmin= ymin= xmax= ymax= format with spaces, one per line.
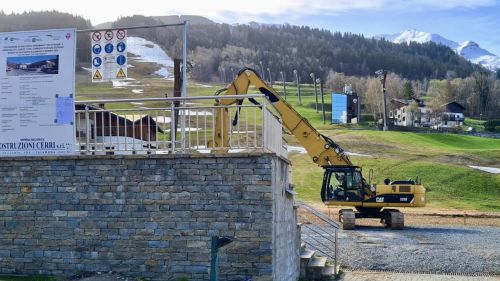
xmin=74 ymin=95 xmax=287 ymax=157
xmin=297 ymin=201 xmax=339 ymax=274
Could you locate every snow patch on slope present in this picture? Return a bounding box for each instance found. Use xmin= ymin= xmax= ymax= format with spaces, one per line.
xmin=127 ymin=37 xmax=174 ymax=78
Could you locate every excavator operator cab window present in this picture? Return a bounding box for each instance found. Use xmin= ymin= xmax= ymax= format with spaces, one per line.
xmin=322 ymin=167 xmax=364 ymax=202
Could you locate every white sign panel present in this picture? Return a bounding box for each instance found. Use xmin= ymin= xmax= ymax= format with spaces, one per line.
xmin=91 ymin=29 xmax=127 ymax=82
xmin=0 ymin=28 xmax=76 ymax=156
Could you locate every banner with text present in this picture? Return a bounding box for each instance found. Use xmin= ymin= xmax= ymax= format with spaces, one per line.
xmin=0 ymin=28 xmax=76 ymax=156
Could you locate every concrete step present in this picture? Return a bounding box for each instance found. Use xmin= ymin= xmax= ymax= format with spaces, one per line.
xmin=321 ymin=264 xmax=338 ymax=276
xmin=308 ymin=255 xmax=327 ymax=268
xmin=300 ymin=248 xmax=315 ymax=260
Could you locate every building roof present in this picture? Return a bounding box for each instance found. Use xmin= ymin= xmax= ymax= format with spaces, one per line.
xmin=442 ymin=101 xmax=465 ymax=110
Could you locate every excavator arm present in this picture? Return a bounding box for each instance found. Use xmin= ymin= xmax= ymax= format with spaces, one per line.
xmin=208 ymin=68 xmax=351 ymax=167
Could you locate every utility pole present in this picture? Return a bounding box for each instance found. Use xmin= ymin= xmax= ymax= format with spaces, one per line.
xmin=376 ymin=69 xmax=389 ymax=131
xmin=310 ymin=73 xmax=318 ymax=112
xmin=267 ymin=67 xmax=272 ymax=85
xmin=319 ymin=78 xmax=326 ymax=124
xmin=293 ymin=69 xmax=302 ymax=105
xmin=280 ymin=71 xmax=287 ymax=100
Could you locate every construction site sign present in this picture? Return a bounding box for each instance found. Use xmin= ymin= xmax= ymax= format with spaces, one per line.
xmin=91 ymin=29 xmax=127 ymax=82
xmin=0 ymin=28 xmax=76 ymax=156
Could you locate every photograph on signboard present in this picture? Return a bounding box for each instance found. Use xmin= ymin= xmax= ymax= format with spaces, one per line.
xmin=6 ymin=55 xmax=59 ymax=76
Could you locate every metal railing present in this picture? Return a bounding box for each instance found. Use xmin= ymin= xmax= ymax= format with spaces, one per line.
xmin=297 ymin=201 xmax=339 ymax=274
xmin=74 ymin=95 xmax=286 ymax=156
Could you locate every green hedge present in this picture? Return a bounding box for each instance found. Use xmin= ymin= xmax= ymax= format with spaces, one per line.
xmin=484 ymin=119 xmax=500 ymax=132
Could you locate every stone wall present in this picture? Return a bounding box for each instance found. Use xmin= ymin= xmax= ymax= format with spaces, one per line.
xmin=0 ymin=153 xmax=299 ymax=281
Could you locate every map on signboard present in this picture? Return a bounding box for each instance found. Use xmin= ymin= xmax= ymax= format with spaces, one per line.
xmin=55 ymin=94 xmax=74 ymax=125
xmin=91 ymin=29 xmax=127 ymax=82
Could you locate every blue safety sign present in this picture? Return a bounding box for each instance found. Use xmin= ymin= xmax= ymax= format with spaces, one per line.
xmin=117 ymin=42 xmax=126 ymax=52
xmin=92 ymin=57 xmax=102 ymax=67
xmin=92 ymin=44 xmax=102 ymax=55
xmin=116 ymin=55 xmax=126 ymax=66
xmin=105 ymin=43 xmax=114 ymax=54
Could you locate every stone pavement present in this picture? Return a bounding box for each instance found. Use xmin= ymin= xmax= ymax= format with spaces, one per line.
xmin=340 ymin=271 xmax=500 ymax=281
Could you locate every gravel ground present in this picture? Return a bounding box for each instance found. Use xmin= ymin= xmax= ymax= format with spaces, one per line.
xmin=302 ymin=224 xmax=500 ymax=274
xmin=340 ymin=271 xmax=500 ymax=281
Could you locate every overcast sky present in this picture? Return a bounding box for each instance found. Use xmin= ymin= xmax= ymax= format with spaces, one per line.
xmin=2 ymin=0 xmax=500 ymax=55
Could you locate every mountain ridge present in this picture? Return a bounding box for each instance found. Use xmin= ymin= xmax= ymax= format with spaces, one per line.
xmin=376 ymin=29 xmax=500 ymax=70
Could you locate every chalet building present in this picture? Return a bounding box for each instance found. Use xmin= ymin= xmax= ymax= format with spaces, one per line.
xmin=75 ymin=104 xmax=164 ymax=152
xmin=390 ymin=99 xmax=465 ymax=129
xmin=438 ymin=101 xmax=465 ymax=128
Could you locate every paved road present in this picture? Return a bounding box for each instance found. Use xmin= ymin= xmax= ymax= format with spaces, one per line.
xmin=340 ymin=271 xmax=500 ymax=281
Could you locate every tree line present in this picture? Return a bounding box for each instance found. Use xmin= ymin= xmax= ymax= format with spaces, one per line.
xmin=112 ymin=15 xmax=482 ymax=82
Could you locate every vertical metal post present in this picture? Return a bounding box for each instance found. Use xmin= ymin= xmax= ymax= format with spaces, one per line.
xmin=259 ymin=61 xmax=265 ymax=81
xmin=311 ymin=73 xmax=318 ymax=112
xmin=170 ymin=102 xmax=176 ymax=154
xmin=280 ymin=71 xmax=287 ymax=100
xmin=294 ymin=70 xmax=301 ymax=105
xmin=181 ymin=20 xmax=189 ymax=149
xmin=320 ymin=79 xmax=326 ymax=124
xmin=334 ymin=229 xmax=338 ymax=275
xmin=267 ymin=67 xmax=272 ymax=86
xmin=262 ymin=98 xmax=267 ymax=150
xmin=85 ymin=106 xmax=90 ymax=154
xmin=376 ymin=70 xmax=388 ymax=131
xmin=357 ymin=95 xmax=361 ymax=123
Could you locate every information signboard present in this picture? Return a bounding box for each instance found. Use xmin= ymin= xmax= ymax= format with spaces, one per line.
xmin=0 ymin=29 xmax=76 ymax=156
xmin=91 ymin=29 xmax=127 ymax=82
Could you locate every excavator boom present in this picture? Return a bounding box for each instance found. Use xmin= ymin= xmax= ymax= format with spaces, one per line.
xmin=209 ymin=68 xmax=351 ymax=166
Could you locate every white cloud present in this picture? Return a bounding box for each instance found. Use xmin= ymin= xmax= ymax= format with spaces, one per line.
xmin=0 ymin=0 xmax=496 ymax=24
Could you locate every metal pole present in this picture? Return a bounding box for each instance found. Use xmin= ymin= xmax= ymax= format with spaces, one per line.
xmin=311 ymin=73 xmax=318 ymax=112
xmin=320 ymin=78 xmax=326 ymax=124
xmin=357 ymin=95 xmax=361 ymax=123
xmin=294 ymin=70 xmax=301 ymax=105
xmin=181 ymin=20 xmax=189 ymax=149
xmin=267 ymin=67 xmax=272 ymax=86
xmin=280 ymin=71 xmax=287 ymax=100
xmin=259 ymin=61 xmax=265 ymax=81
xmin=334 ymin=229 xmax=338 ymax=275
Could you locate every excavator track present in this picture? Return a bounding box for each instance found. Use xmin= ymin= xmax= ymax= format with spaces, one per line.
xmin=383 ymin=210 xmax=404 ymax=230
xmin=340 ymin=209 xmax=356 ymax=230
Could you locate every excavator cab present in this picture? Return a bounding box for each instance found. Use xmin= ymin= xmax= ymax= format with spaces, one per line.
xmin=321 ymin=166 xmax=368 ymax=203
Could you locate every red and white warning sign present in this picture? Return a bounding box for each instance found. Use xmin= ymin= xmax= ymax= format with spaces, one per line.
xmin=90 ymin=29 xmax=127 ymax=82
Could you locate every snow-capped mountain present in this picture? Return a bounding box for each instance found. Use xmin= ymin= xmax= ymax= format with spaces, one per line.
xmin=376 ymin=29 xmax=500 ymax=71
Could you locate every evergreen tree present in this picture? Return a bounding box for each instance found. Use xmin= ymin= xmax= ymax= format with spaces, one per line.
xmin=402 ymin=81 xmax=414 ymax=99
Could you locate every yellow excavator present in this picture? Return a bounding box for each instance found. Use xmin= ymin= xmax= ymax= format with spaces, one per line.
xmin=209 ymin=68 xmax=426 ymax=229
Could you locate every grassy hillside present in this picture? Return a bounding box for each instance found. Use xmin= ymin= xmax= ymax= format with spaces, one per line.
xmin=289 ymin=129 xmax=500 ymax=211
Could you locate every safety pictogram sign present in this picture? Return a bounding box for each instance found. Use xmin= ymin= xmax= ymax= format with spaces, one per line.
xmin=90 ymin=29 xmax=127 ymax=82
xmin=116 ymin=68 xmax=126 ymax=78
xmin=93 ymin=69 xmax=102 ymax=80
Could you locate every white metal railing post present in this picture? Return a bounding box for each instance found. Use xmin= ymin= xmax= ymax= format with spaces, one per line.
xmin=170 ymin=102 xmax=176 ymax=154
xmin=85 ymin=106 xmax=90 ymax=154
xmin=262 ymin=98 xmax=267 ymax=150
xmin=180 ymin=20 xmax=189 ymax=151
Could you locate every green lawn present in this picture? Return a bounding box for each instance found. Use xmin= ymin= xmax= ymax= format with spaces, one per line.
xmin=289 ymin=129 xmax=500 ymax=211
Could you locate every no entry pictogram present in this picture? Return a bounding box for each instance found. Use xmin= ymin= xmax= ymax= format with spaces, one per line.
xmin=92 ymin=31 xmax=102 ymax=42
xmin=104 ymin=30 xmax=113 ymax=41
xmin=116 ymin=29 xmax=126 ymax=40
